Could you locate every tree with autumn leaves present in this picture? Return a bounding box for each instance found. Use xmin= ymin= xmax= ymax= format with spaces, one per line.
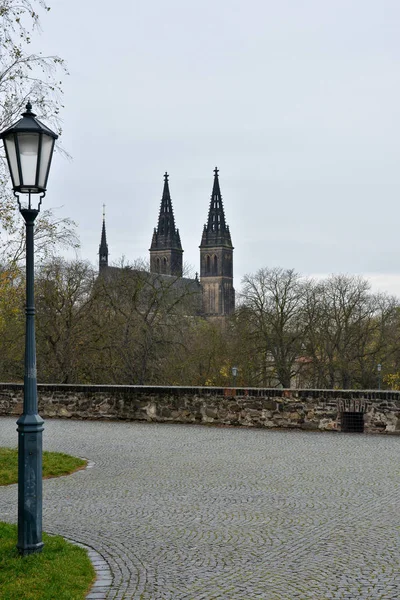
xmin=1 ymin=5 xmax=400 ymax=390
xmin=0 ymin=1 xmax=78 ymax=267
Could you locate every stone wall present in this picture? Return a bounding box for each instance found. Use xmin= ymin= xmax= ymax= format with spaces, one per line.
xmin=0 ymin=384 xmax=399 ymax=434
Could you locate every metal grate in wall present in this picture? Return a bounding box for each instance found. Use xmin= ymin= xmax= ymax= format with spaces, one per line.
xmin=341 ymin=412 xmax=364 ymax=433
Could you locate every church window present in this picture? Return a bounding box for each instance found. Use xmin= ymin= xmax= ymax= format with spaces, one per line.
xmin=209 ymin=287 xmax=215 ymax=313
xmin=206 ymin=255 xmax=211 ymax=274
xmin=213 ymin=255 xmax=218 ymax=275
xmin=162 ymin=257 xmax=167 ymax=274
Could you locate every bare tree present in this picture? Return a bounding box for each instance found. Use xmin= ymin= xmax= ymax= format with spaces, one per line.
xmin=303 ymin=275 xmax=398 ymax=388
xmin=35 ymin=258 xmax=95 ymax=383
xmin=0 ymin=1 xmax=75 ymax=266
xmin=240 ymin=268 xmax=308 ymax=387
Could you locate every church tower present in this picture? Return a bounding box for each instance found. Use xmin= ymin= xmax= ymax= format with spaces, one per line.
xmin=150 ymin=172 xmax=183 ymax=277
xmin=99 ymin=205 xmax=108 ymax=272
xmin=199 ymin=167 xmax=235 ymax=316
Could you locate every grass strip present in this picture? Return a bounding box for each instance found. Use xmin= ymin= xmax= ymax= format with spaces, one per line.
xmin=0 ymin=448 xmax=86 ymax=486
xmin=0 ymin=522 xmax=95 ymax=600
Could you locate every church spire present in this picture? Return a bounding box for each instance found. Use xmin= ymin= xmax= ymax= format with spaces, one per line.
xmin=162 ymin=171 xmax=171 ymax=201
xmin=150 ymin=172 xmax=183 ymax=276
xmin=151 ymin=172 xmax=182 ymax=249
xmin=199 ymin=167 xmax=235 ymax=316
xmin=201 ymin=167 xmax=232 ymax=248
xmin=99 ymin=204 xmax=108 ymax=271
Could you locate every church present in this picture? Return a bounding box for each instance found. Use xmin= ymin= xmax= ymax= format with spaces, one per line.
xmin=99 ymin=168 xmax=235 ymax=317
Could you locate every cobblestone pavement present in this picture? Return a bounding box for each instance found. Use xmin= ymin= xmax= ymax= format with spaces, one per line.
xmin=0 ymin=417 xmax=399 ymax=599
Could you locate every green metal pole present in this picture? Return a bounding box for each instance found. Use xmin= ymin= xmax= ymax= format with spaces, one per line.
xmin=16 ymin=208 xmax=44 ymax=556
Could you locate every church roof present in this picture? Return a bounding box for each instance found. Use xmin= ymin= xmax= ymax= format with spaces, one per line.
xmin=98 ymin=265 xmax=202 ymax=314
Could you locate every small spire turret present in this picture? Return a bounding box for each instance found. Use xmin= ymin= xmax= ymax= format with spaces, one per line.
xmin=99 ymin=204 xmax=108 ymax=271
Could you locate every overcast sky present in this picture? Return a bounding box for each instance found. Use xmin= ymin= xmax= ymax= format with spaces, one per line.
xmin=30 ymin=0 xmax=400 ymax=295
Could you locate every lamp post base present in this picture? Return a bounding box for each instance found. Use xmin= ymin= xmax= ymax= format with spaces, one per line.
xmin=17 ymin=541 xmax=44 ymax=557
xmin=16 ymin=413 xmax=44 ymax=556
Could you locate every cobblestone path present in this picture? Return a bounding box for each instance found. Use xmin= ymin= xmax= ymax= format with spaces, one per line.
xmin=0 ymin=417 xmax=399 ymax=599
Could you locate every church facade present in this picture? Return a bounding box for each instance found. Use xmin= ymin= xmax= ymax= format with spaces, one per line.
xmin=99 ymin=168 xmax=235 ymax=317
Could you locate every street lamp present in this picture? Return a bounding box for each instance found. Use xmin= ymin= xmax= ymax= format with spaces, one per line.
xmin=377 ymin=363 xmax=382 ymax=391
xmin=0 ymin=102 xmax=58 ymax=556
xmin=231 ymin=365 xmax=238 ymax=387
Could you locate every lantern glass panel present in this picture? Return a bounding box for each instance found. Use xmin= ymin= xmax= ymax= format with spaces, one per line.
xmin=4 ymin=134 xmax=20 ymax=187
xmin=18 ymin=133 xmax=39 ymax=188
xmin=38 ymin=135 xmax=54 ymax=189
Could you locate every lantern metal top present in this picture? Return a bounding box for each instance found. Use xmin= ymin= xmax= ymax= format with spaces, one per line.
xmin=1 ymin=102 xmax=58 ymax=140
xmin=0 ymin=101 xmax=58 ymax=197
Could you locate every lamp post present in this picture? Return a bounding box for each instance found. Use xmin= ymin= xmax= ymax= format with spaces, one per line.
xmin=377 ymin=363 xmax=382 ymax=391
xmin=0 ymin=102 xmax=58 ymax=556
xmin=231 ymin=366 xmax=238 ymax=388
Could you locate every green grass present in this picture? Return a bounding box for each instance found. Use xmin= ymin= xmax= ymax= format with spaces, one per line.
xmin=0 ymin=449 xmax=94 ymax=599
xmin=0 ymin=522 xmax=95 ymax=600
xmin=0 ymin=448 xmax=86 ymax=486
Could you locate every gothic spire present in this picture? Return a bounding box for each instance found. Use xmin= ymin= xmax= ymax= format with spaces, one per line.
xmin=99 ymin=204 xmax=109 ymax=270
xmin=201 ymin=167 xmax=232 ymax=248
xmin=150 ymin=172 xmax=182 ymax=251
xmin=162 ymin=171 xmax=171 ymax=201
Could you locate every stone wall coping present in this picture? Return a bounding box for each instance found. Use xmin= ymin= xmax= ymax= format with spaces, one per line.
xmin=0 ymin=382 xmax=399 ymax=401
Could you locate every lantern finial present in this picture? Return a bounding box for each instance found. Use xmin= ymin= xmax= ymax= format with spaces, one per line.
xmin=23 ymin=101 xmax=36 ymax=118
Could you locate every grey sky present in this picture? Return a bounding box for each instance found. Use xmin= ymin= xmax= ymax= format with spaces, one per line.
xmin=31 ymin=0 xmax=400 ymax=294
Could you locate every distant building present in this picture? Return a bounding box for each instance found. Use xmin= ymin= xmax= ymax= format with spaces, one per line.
xmin=99 ymin=168 xmax=235 ymax=318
